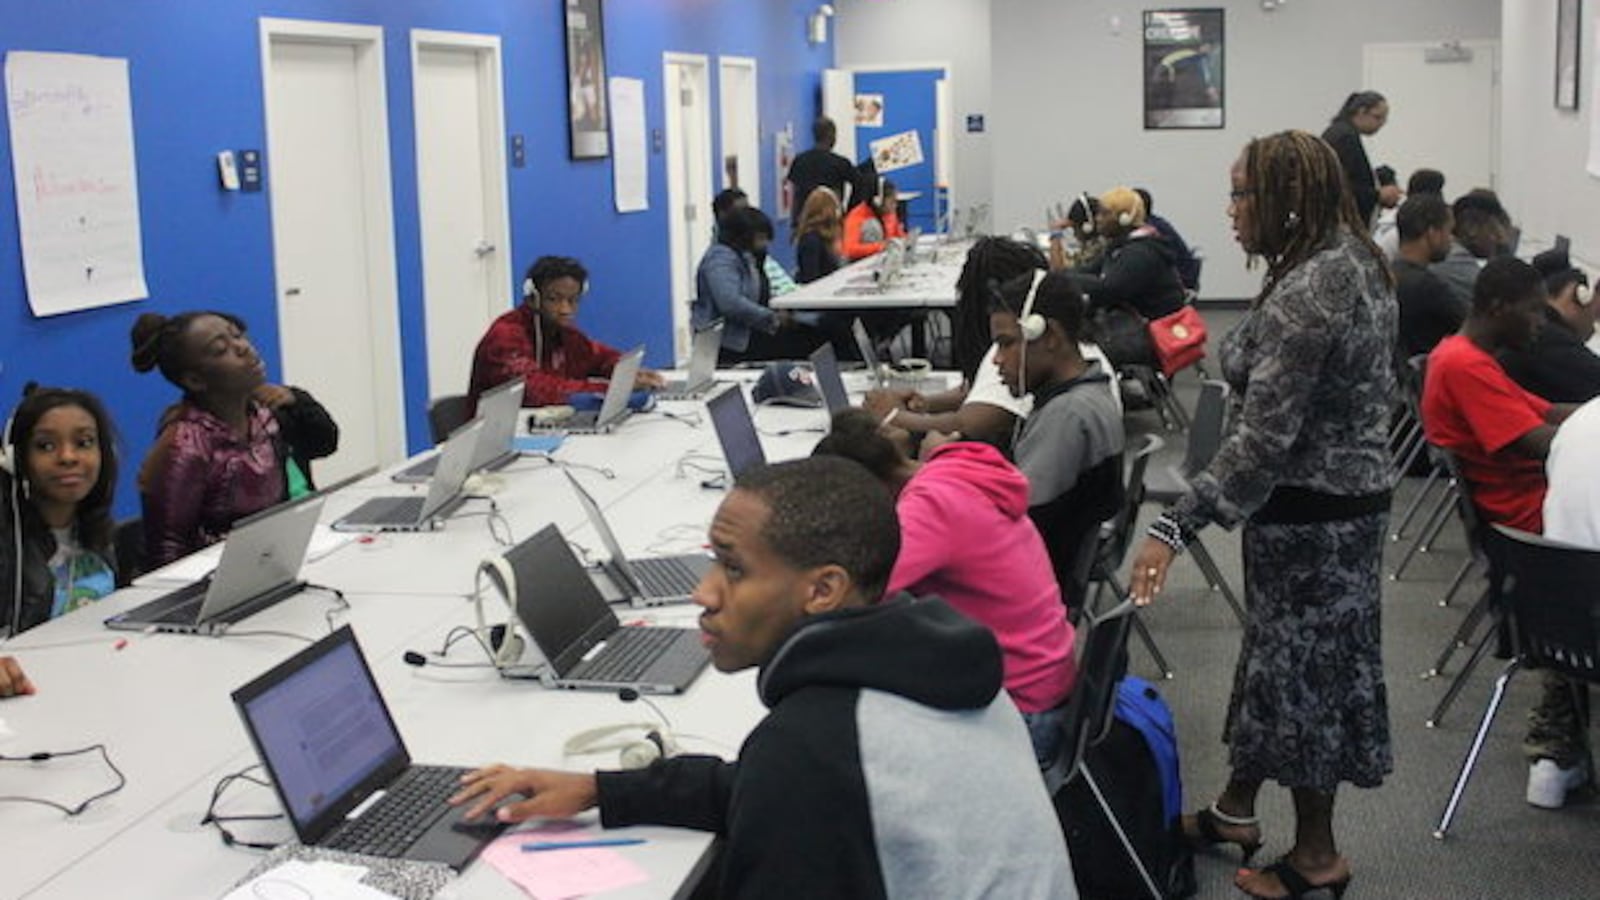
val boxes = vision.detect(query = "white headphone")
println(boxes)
[1019,269,1049,342]
[1117,208,1135,229]
[1077,192,1096,236]
[0,405,15,478]
[564,723,679,770]
[472,555,529,671]
[1572,273,1592,307]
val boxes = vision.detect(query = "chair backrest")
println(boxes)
[1485,524,1600,685]
[1437,448,1489,563]
[1046,599,1136,789]
[428,394,473,445]
[1101,434,1164,573]
[112,517,144,587]
[1180,379,1228,477]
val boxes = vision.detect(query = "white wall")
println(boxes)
[833,0,991,216]
[991,0,1501,299]
[1501,0,1600,272]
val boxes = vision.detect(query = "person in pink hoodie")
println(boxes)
[815,408,1078,763]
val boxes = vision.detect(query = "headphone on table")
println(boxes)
[472,554,529,671]
[563,689,681,769]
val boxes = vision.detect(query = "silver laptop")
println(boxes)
[562,469,711,606]
[106,494,324,635]
[333,418,485,532]
[511,525,711,694]
[657,323,725,401]
[232,626,506,870]
[708,387,766,477]
[528,347,644,435]
[394,380,524,482]
[808,343,851,415]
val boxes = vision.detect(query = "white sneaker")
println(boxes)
[1526,759,1588,809]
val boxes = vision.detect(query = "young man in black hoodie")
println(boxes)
[452,456,1076,899]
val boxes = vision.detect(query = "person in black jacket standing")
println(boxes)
[452,457,1077,900]
[785,117,857,228]
[1321,91,1392,226]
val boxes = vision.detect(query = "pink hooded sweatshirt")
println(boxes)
[886,442,1078,713]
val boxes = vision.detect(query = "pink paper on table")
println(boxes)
[481,834,651,899]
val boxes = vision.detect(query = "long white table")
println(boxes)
[0,380,827,900]
[771,236,973,313]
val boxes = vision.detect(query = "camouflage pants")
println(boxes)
[1524,671,1592,767]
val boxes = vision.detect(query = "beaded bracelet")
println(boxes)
[1148,514,1189,555]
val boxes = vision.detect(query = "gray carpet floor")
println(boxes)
[1121,311,1599,899]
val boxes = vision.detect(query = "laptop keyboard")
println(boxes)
[631,556,703,597]
[144,580,210,624]
[325,765,466,857]
[572,627,701,684]
[356,496,426,526]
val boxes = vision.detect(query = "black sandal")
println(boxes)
[1238,859,1352,900]
[1183,803,1263,864]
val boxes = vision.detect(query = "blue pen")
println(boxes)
[520,837,648,852]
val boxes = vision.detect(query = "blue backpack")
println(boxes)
[1114,675,1183,825]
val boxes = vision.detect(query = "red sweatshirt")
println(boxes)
[468,303,622,408]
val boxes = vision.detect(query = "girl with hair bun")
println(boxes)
[130,310,338,567]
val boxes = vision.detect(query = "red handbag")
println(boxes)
[1147,306,1208,377]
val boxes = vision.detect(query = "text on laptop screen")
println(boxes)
[240,638,406,829]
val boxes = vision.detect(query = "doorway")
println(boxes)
[663,52,713,364]
[1363,41,1500,193]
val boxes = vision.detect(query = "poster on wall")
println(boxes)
[775,125,795,220]
[609,77,646,212]
[1143,9,1225,130]
[854,93,884,127]
[5,50,148,317]
[565,0,610,159]
[869,130,924,175]
[1557,0,1581,111]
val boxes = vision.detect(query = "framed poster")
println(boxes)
[565,0,610,158]
[1557,0,1581,111]
[1143,9,1224,130]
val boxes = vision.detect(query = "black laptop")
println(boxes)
[707,388,766,477]
[231,626,507,869]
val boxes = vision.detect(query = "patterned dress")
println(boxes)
[1166,229,1398,791]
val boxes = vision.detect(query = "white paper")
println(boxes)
[609,77,647,213]
[221,861,396,900]
[5,51,148,316]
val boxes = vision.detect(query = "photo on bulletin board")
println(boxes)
[1143,8,1225,130]
[854,93,884,127]
[1556,0,1581,111]
[565,0,610,159]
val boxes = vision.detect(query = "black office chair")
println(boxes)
[112,517,144,587]
[1044,600,1165,899]
[1141,379,1246,626]
[1087,434,1173,678]
[1423,452,1498,729]
[427,395,473,445]
[1433,525,1600,838]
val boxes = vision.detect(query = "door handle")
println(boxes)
[284,287,302,297]
[474,241,495,258]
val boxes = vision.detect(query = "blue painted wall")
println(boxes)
[0,1,829,518]
[852,68,941,231]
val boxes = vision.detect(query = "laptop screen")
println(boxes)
[562,470,633,580]
[509,525,620,676]
[809,343,850,414]
[708,388,765,476]
[472,379,525,469]
[233,627,409,839]
[597,348,645,425]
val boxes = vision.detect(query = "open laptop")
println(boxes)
[851,318,946,395]
[511,524,711,694]
[528,347,644,435]
[562,469,711,606]
[333,418,485,532]
[656,323,724,401]
[393,379,524,483]
[231,626,506,869]
[708,387,766,477]
[808,343,851,414]
[106,494,324,635]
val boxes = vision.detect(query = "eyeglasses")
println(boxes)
[1228,189,1255,201]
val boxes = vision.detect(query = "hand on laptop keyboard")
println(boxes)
[450,764,600,823]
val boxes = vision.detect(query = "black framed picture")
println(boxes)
[564,0,610,158]
[1143,9,1225,130]
[1557,0,1581,111]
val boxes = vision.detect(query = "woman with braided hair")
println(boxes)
[1129,131,1397,899]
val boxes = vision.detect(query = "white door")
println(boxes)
[412,31,511,403]
[718,56,760,208]
[664,53,713,363]
[1363,41,1500,192]
[822,68,856,167]
[261,20,404,482]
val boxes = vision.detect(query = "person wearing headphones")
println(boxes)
[813,409,1077,763]
[131,311,339,568]
[991,270,1125,599]
[468,256,665,410]
[2,386,122,694]
[840,177,905,262]
[1070,186,1188,367]
[1499,246,1600,404]
[452,457,1077,899]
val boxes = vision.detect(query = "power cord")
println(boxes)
[459,497,514,546]
[200,762,282,851]
[520,453,617,481]
[0,742,127,816]
[649,409,703,428]
[303,582,349,633]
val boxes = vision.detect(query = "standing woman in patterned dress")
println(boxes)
[1129,130,1397,900]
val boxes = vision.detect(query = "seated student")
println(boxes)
[694,207,822,364]
[131,311,339,568]
[1431,190,1512,305]
[992,270,1126,594]
[468,256,664,410]
[1070,187,1187,367]
[793,186,844,284]
[1135,187,1201,291]
[813,410,1077,764]
[451,457,1078,899]
[1500,246,1600,404]
[841,178,906,261]
[2,387,121,651]
[1378,167,1446,260]
[1057,193,1106,271]
[713,188,798,296]
[1369,165,1400,258]
[1392,192,1465,360]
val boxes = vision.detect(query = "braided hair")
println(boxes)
[129,310,247,393]
[952,236,1047,383]
[1238,130,1392,302]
